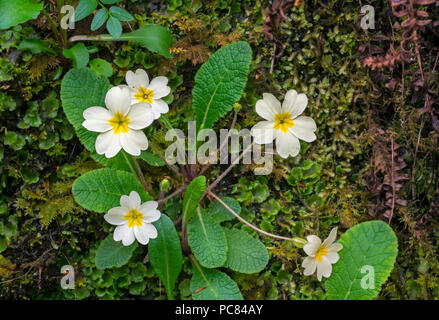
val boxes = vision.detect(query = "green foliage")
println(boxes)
[187,208,227,268]
[138,151,165,167]
[192,41,252,130]
[223,228,269,274]
[72,168,151,213]
[74,0,99,23]
[63,43,90,69]
[191,266,243,300]
[91,9,109,31]
[326,221,398,300]
[0,0,43,30]
[95,234,138,269]
[205,196,241,223]
[182,176,206,224]
[149,214,183,300]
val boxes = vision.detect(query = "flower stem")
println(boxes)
[131,155,153,195]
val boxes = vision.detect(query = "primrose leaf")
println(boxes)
[182,176,206,224]
[325,221,398,300]
[190,266,243,300]
[192,41,252,130]
[89,58,113,77]
[223,228,269,274]
[149,214,183,300]
[18,39,56,55]
[0,0,43,30]
[95,234,137,269]
[205,196,241,223]
[138,151,165,167]
[187,208,227,268]
[72,168,151,213]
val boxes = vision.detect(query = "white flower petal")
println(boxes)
[104,207,127,225]
[302,257,317,276]
[82,107,112,132]
[282,90,308,118]
[128,191,141,209]
[325,252,340,264]
[148,76,170,99]
[139,200,158,212]
[323,227,338,247]
[126,69,149,90]
[120,129,148,156]
[328,243,343,253]
[105,86,131,115]
[134,223,157,244]
[95,130,122,158]
[255,97,279,121]
[275,131,301,158]
[316,257,332,281]
[143,209,161,223]
[304,235,321,256]
[290,116,317,142]
[151,99,169,119]
[127,103,154,129]
[114,224,135,246]
[251,121,277,144]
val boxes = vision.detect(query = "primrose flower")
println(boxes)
[82,86,153,158]
[251,90,317,158]
[302,227,343,281]
[125,69,171,119]
[104,191,161,246]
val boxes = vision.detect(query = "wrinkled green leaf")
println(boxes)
[106,16,122,39]
[192,41,252,130]
[223,228,269,274]
[89,58,113,77]
[149,214,183,300]
[72,168,151,213]
[95,234,137,269]
[205,196,240,223]
[187,208,227,268]
[191,266,243,300]
[326,221,398,300]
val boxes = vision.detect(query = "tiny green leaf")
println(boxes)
[149,214,183,300]
[109,6,133,21]
[223,228,269,274]
[100,0,122,4]
[325,221,398,300]
[91,8,109,31]
[95,234,137,269]
[191,266,243,300]
[106,16,122,39]
[89,58,113,77]
[187,208,227,268]
[182,176,206,224]
[138,151,165,167]
[72,168,151,213]
[18,39,56,55]
[63,43,90,69]
[74,0,98,23]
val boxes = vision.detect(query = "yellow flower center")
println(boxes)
[124,208,143,228]
[108,112,130,135]
[314,245,329,262]
[273,112,294,133]
[134,87,154,104]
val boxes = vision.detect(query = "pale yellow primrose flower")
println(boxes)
[104,191,161,246]
[251,90,317,158]
[302,227,343,281]
[82,86,154,158]
[125,69,171,120]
